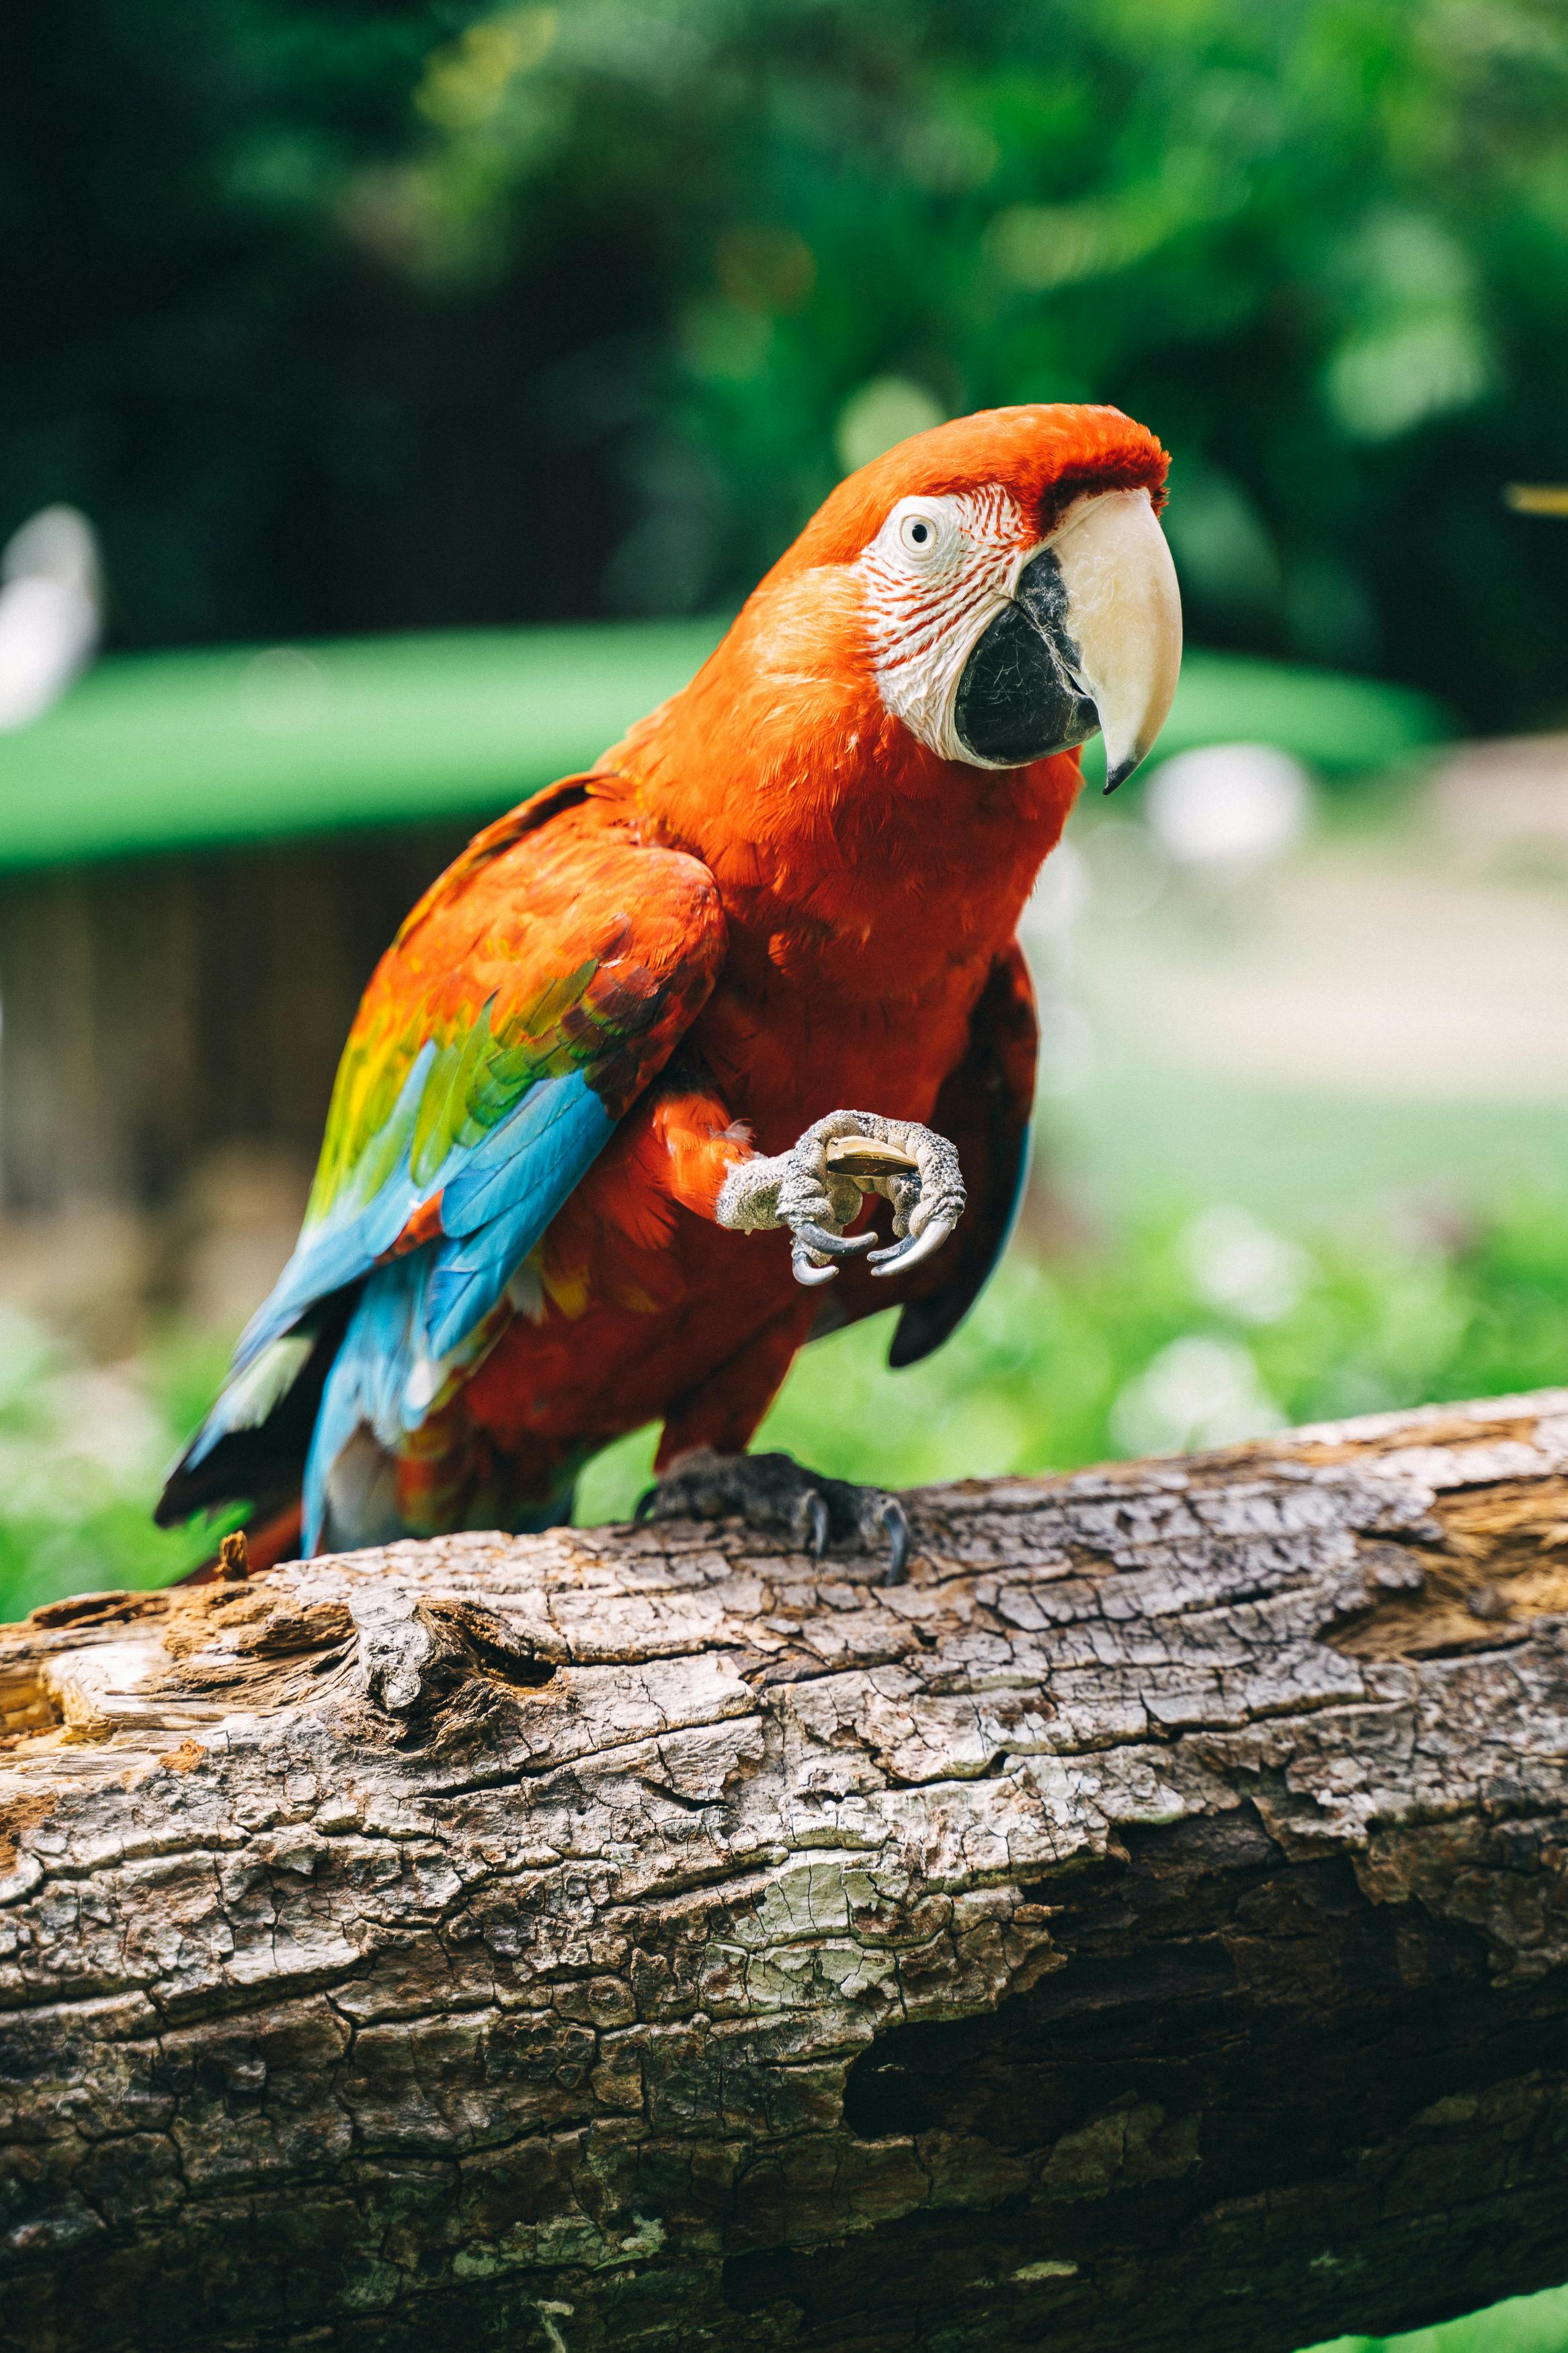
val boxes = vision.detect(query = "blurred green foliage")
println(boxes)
[7,1,1568,724]
[15,1178,1564,1623]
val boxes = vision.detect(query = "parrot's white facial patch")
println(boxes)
[860,483,1030,761]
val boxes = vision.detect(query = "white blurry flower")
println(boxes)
[1145,742,1311,875]
[0,506,101,731]
[1181,1205,1310,1325]
[1110,1333,1284,1458]
[1020,839,1090,948]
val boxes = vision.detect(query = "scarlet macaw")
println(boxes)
[161,404,1180,1578]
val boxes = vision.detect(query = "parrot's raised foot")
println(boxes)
[634,1448,910,1584]
[715,1109,965,1287]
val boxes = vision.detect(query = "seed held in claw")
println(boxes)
[825,1137,920,1181]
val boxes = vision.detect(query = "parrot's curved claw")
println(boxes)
[791,1222,877,1286]
[791,1238,841,1287]
[868,1213,961,1277]
[633,1448,914,1583]
[878,1497,911,1585]
[713,1109,966,1293]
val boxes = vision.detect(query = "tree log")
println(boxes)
[5,1392,1568,2353]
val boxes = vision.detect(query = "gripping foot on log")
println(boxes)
[635,1446,911,1583]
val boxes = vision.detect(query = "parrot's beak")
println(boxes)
[953,487,1182,789]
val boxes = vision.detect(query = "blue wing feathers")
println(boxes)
[298,1072,614,1548]
[440,1067,606,1236]
[166,821,729,1551]
[302,1257,427,1550]
[423,1075,614,1357]
[188,1065,613,1490]
[230,1041,440,1373]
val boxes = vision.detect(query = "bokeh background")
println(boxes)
[3,13,1568,2339]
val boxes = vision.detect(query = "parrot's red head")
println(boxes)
[615,403,1182,939]
[781,401,1180,793]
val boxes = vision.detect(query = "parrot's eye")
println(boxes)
[886,497,956,567]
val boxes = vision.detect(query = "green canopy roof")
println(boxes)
[0,621,1451,873]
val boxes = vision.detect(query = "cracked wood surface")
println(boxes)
[3,1392,1568,2353]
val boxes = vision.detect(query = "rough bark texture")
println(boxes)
[5,1391,1568,2353]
